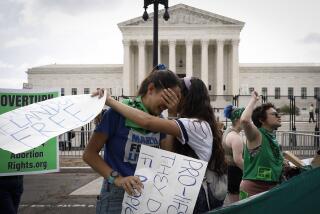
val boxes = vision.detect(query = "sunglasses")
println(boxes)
[269,112,280,117]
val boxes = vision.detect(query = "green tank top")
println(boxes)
[243,127,283,183]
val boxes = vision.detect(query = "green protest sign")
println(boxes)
[0,89,60,176]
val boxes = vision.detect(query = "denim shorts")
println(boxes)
[96,179,125,214]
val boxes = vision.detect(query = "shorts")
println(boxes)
[239,179,277,200]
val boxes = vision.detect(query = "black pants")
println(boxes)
[0,176,24,214]
[227,165,243,194]
[309,112,315,122]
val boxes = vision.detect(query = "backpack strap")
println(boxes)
[173,130,212,210]
[202,178,211,210]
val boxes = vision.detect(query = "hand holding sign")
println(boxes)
[0,93,106,154]
[91,88,113,106]
[115,175,144,196]
[121,145,207,214]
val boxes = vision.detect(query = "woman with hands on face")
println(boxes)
[83,64,181,214]
[101,77,227,213]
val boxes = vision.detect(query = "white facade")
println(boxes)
[118,4,244,95]
[27,64,123,96]
[27,4,320,101]
[239,63,320,97]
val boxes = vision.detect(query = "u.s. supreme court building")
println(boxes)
[27,4,320,125]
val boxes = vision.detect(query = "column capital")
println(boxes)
[231,39,240,46]
[137,39,146,46]
[168,39,176,46]
[122,39,131,46]
[185,39,193,46]
[201,39,209,46]
[216,39,225,45]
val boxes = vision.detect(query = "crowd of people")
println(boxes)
[0,64,297,214]
[82,64,292,214]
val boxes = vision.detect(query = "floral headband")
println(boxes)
[154,63,167,71]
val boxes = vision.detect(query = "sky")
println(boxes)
[1,0,320,89]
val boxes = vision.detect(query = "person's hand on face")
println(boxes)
[114,176,143,196]
[161,88,181,116]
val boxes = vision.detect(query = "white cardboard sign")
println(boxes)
[0,94,106,154]
[122,145,207,214]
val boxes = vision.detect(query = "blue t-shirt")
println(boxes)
[95,108,166,177]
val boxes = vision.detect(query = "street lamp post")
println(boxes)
[143,0,170,67]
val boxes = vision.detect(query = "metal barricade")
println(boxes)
[58,130,104,157]
[277,131,320,158]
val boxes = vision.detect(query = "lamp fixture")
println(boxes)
[178,59,183,68]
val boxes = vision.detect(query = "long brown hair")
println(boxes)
[180,77,227,176]
[137,67,180,96]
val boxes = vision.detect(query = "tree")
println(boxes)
[279,104,300,116]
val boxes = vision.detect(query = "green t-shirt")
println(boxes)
[243,128,284,182]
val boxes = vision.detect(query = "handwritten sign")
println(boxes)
[0,92,106,154]
[121,145,207,214]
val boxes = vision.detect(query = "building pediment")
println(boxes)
[118,4,244,27]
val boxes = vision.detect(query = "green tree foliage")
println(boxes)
[279,105,300,116]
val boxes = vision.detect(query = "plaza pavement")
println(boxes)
[60,157,102,196]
